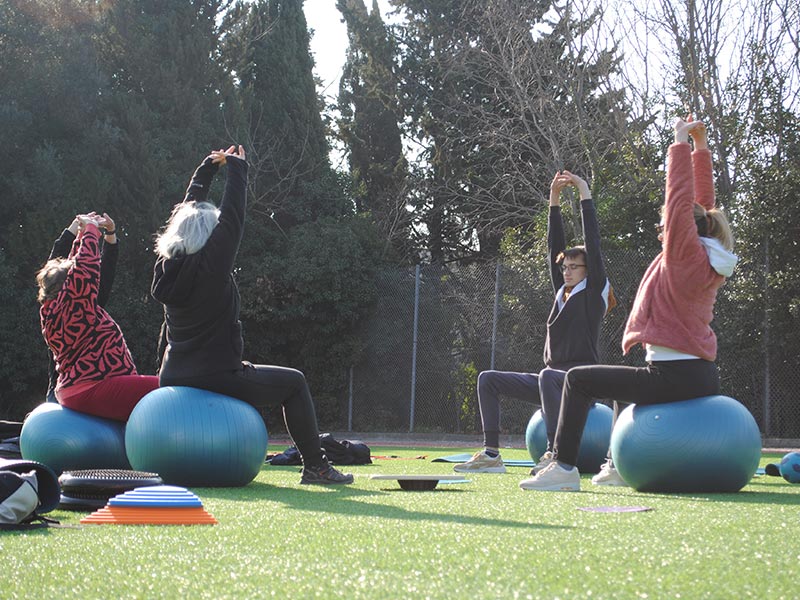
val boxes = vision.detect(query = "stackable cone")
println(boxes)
[80,485,217,525]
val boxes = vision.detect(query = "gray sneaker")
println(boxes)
[519,462,580,491]
[301,463,354,485]
[530,451,555,475]
[453,450,506,473]
[591,459,627,487]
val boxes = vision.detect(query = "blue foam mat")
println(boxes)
[107,485,204,507]
[432,453,534,467]
[109,497,203,507]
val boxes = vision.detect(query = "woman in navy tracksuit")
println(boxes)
[455,171,614,474]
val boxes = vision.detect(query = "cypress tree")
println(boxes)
[221,0,382,427]
[337,0,411,263]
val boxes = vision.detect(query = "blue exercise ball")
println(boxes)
[20,403,130,475]
[125,387,268,487]
[779,452,800,484]
[526,403,613,473]
[610,395,762,493]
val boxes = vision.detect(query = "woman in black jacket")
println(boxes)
[151,145,352,486]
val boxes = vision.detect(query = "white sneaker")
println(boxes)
[591,459,628,487]
[519,462,580,491]
[453,450,506,473]
[530,451,555,475]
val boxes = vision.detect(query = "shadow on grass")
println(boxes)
[583,484,800,506]
[199,479,571,531]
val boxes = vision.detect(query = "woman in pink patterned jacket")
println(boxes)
[521,116,738,491]
[37,213,158,420]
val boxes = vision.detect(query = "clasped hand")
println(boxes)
[210,145,246,165]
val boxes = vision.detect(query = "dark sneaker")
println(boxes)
[300,463,354,485]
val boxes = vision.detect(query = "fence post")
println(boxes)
[490,261,501,370]
[410,264,421,433]
[763,236,771,437]
[348,366,353,432]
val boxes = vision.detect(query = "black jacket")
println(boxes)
[543,199,609,370]
[151,155,248,381]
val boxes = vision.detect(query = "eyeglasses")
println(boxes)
[655,223,665,234]
[560,264,586,273]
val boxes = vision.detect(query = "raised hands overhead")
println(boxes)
[674,115,707,147]
[96,213,117,241]
[549,170,591,205]
[549,172,572,206]
[96,212,115,233]
[76,212,100,230]
[210,145,246,166]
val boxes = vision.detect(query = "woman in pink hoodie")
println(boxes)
[520,116,738,491]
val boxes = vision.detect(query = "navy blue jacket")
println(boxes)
[543,199,610,369]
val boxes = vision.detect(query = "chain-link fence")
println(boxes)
[344,251,800,441]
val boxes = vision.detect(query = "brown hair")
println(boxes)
[36,258,74,304]
[556,246,587,264]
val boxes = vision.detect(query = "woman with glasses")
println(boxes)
[455,170,615,474]
[520,116,737,491]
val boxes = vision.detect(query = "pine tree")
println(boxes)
[220,0,382,426]
[222,0,350,226]
[391,0,628,262]
[337,0,411,263]
[92,0,233,371]
[0,0,117,414]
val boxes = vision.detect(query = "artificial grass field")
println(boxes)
[2,447,798,599]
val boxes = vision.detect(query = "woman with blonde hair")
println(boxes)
[152,145,353,486]
[521,116,738,491]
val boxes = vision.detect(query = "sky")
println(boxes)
[303,0,394,104]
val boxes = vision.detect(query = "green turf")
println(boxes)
[2,448,798,599]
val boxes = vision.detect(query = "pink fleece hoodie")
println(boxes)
[622,144,725,361]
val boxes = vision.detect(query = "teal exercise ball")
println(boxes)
[20,403,130,475]
[610,396,761,493]
[125,387,268,487]
[525,403,613,473]
[778,452,800,484]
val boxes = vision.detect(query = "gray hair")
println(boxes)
[155,201,220,258]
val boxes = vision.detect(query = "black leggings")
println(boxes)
[161,362,324,467]
[554,360,720,467]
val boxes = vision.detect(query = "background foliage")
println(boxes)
[1,0,797,435]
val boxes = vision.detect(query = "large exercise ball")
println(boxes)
[778,452,800,484]
[525,403,613,473]
[125,387,268,487]
[20,403,130,475]
[610,395,761,493]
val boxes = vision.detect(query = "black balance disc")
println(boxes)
[58,469,163,510]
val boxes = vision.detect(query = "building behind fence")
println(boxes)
[341,250,799,441]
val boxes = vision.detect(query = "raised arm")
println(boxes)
[201,146,248,276]
[564,171,607,289]
[183,154,221,204]
[96,213,118,308]
[663,118,703,260]
[547,172,569,292]
[48,218,79,261]
[58,217,103,307]
[688,121,715,210]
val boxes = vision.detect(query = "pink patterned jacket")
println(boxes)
[40,224,137,397]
